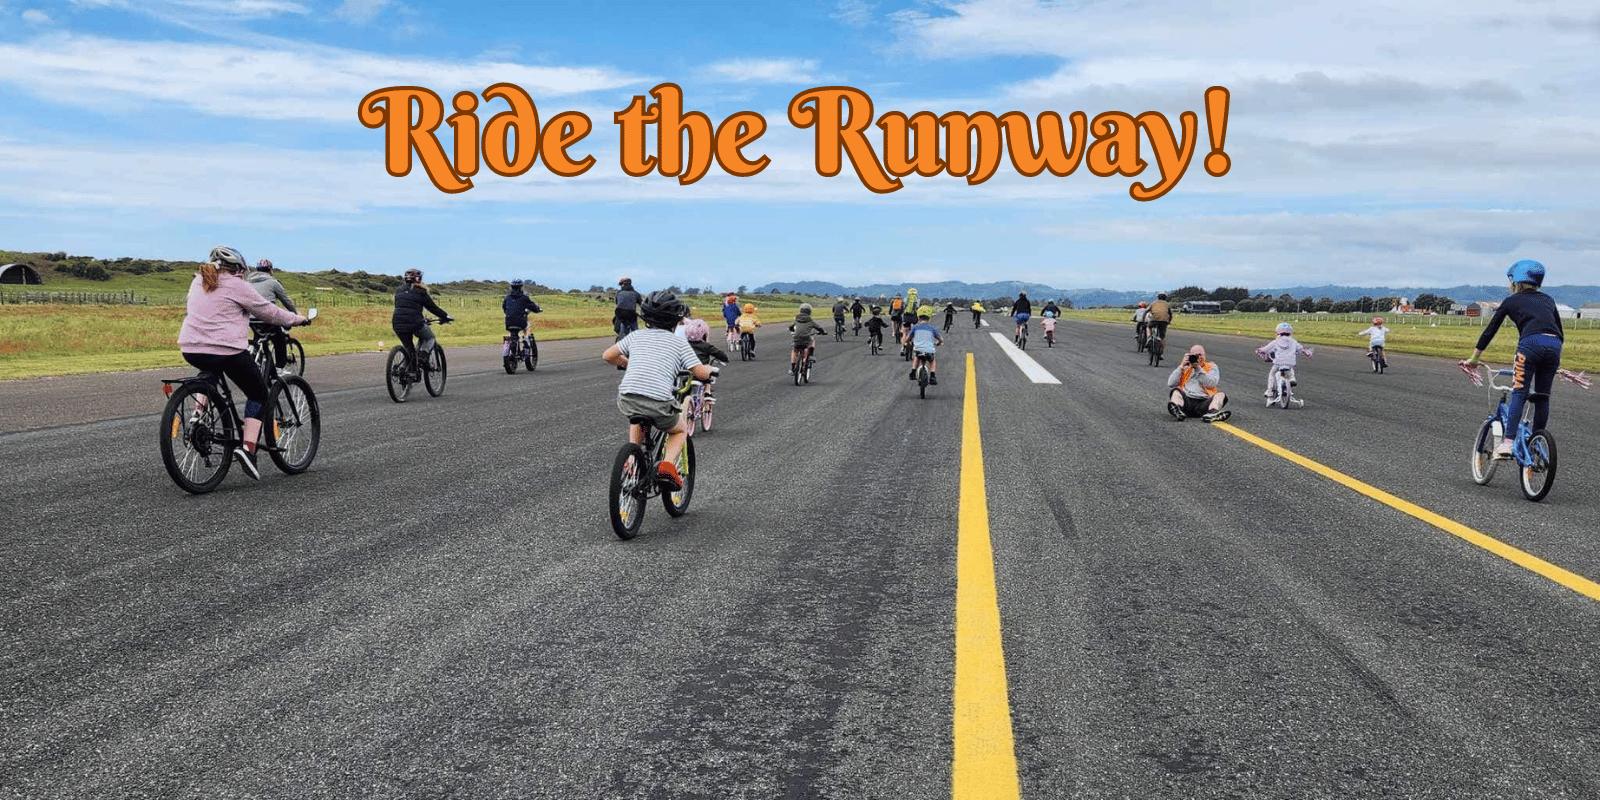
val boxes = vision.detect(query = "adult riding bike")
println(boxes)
[912,351,934,399]
[1013,318,1028,350]
[386,317,449,403]
[608,371,709,539]
[502,328,539,374]
[159,310,321,494]
[1147,325,1166,367]
[1464,363,1590,502]
[834,318,846,342]
[685,359,724,436]
[249,321,306,378]
[1367,346,1388,374]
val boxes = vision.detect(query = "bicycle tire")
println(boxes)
[662,436,695,517]
[918,364,928,398]
[266,376,320,474]
[159,381,235,494]
[609,444,649,539]
[387,347,414,403]
[1519,430,1557,502]
[284,337,306,377]
[1278,379,1292,409]
[701,394,713,433]
[503,354,518,374]
[803,359,812,384]
[424,346,447,396]
[526,335,538,372]
[1470,418,1498,485]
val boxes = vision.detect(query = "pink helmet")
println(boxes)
[683,317,711,342]
[1372,316,1384,325]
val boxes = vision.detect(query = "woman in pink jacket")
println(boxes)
[178,246,308,479]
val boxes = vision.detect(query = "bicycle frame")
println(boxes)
[1483,369,1538,467]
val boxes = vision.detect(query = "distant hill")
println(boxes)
[756,279,1600,308]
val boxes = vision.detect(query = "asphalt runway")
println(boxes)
[2,317,1597,798]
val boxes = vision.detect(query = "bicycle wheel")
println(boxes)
[385,346,412,403]
[608,444,649,539]
[662,436,695,517]
[701,393,713,433]
[283,337,306,377]
[1470,418,1498,485]
[424,346,447,397]
[159,381,235,494]
[1519,430,1557,502]
[503,353,518,374]
[1278,379,1292,409]
[266,376,320,474]
[525,335,538,372]
[803,358,812,384]
[918,364,928,398]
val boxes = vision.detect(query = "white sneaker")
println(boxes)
[1494,439,1514,459]
[232,447,261,480]
[1292,398,1305,408]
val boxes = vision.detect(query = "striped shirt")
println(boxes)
[616,328,701,401]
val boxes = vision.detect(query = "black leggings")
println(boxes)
[183,350,269,421]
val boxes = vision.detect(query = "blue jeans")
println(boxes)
[1506,335,1562,433]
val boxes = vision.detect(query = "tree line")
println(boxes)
[1151,286,1455,314]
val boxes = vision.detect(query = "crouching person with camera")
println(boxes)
[1166,344,1231,423]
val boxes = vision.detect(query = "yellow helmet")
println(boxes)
[742,303,756,314]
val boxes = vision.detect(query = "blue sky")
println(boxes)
[1,0,1598,290]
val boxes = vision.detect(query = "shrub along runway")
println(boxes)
[1,320,1597,797]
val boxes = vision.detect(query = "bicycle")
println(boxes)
[1013,319,1028,350]
[249,321,306,378]
[1136,322,1148,353]
[853,318,863,336]
[159,310,321,494]
[502,329,539,374]
[685,359,724,436]
[726,326,740,354]
[869,331,883,356]
[1263,364,1304,409]
[943,315,954,333]
[834,319,846,342]
[1464,364,1590,502]
[901,337,914,362]
[739,330,756,361]
[912,351,934,399]
[1367,346,1387,374]
[608,372,707,539]
[1147,326,1165,367]
[791,344,815,385]
[386,317,449,403]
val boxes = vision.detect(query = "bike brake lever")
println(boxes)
[1459,362,1484,386]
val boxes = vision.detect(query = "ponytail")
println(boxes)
[199,261,219,292]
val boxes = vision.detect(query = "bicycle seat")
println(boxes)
[627,415,655,426]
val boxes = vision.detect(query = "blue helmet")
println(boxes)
[1506,259,1545,287]
[1275,322,1293,335]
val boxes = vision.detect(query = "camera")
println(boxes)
[1187,353,1199,364]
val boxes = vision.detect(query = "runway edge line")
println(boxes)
[1214,422,1600,603]
[952,353,1023,799]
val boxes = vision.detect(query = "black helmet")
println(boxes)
[404,268,422,284]
[870,305,882,314]
[1157,292,1168,301]
[640,290,689,329]
[510,279,524,289]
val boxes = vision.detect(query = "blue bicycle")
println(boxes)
[1464,364,1588,501]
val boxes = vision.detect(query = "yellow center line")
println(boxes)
[953,353,1022,799]
[1213,422,1600,602]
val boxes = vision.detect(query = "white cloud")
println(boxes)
[704,58,820,84]
[21,8,49,23]
[334,0,390,23]
[69,0,308,18]
[0,34,646,122]
[833,0,873,27]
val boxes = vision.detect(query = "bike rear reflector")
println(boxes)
[162,384,174,397]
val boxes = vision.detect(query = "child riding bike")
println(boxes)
[789,303,827,376]
[1256,322,1313,405]
[502,278,542,339]
[1460,259,1565,459]
[1041,307,1058,345]
[736,303,761,357]
[865,306,889,351]
[1358,316,1388,371]
[905,312,943,385]
[601,291,714,491]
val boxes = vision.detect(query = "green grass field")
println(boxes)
[1,277,808,380]
[1064,309,1600,372]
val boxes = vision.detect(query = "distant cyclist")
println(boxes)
[789,303,827,376]
[850,297,865,329]
[180,246,309,479]
[970,300,985,327]
[1358,316,1389,370]
[1040,298,1061,319]
[502,279,542,340]
[614,277,642,337]
[1133,301,1151,345]
[905,311,943,385]
[942,301,957,331]
[392,268,453,379]
[1257,322,1313,403]
[831,297,848,333]
[1011,291,1032,339]
[889,295,907,339]
[1146,293,1173,344]
[1461,259,1564,458]
[246,258,297,369]
[865,305,889,349]
[722,294,741,338]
